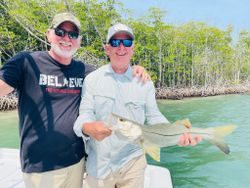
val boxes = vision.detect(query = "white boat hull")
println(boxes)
[0,148,172,188]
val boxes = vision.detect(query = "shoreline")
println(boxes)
[0,93,18,111]
[1,85,250,111]
[156,84,250,99]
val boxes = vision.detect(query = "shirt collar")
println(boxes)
[105,64,133,80]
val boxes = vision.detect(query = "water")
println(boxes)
[0,95,250,187]
[149,94,250,188]
[0,110,19,148]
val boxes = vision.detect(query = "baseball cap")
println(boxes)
[50,12,81,32]
[106,23,134,43]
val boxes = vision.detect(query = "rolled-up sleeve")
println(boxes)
[145,82,169,125]
[73,75,96,139]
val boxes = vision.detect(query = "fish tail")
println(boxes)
[209,125,237,154]
[209,138,230,154]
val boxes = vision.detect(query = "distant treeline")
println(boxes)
[2,85,250,111]
[156,84,250,100]
[1,0,250,89]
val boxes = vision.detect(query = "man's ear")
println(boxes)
[104,44,110,56]
[77,35,82,48]
[131,44,135,55]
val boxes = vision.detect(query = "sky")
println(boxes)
[116,0,250,41]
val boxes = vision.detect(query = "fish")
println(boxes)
[105,113,237,162]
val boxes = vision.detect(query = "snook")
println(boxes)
[105,113,237,162]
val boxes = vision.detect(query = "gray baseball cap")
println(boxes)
[106,23,134,43]
[50,12,81,32]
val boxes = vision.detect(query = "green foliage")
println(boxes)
[0,0,249,87]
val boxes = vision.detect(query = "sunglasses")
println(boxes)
[54,28,79,39]
[109,39,133,47]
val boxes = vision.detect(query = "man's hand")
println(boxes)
[178,133,202,146]
[132,65,150,83]
[82,121,112,141]
[174,119,202,146]
[174,119,202,147]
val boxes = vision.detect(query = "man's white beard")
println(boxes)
[51,43,78,58]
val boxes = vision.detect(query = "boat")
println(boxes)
[0,148,173,188]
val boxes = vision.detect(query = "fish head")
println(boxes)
[105,113,143,140]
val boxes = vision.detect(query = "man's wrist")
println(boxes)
[82,123,90,137]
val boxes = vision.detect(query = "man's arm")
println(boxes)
[145,81,169,125]
[73,76,111,141]
[0,79,14,97]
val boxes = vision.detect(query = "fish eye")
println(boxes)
[119,118,124,122]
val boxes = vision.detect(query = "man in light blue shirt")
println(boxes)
[74,23,201,188]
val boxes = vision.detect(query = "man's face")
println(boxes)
[47,22,81,59]
[105,33,134,71]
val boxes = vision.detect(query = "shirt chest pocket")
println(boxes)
[125,100,146,124]
[93,94,115,118]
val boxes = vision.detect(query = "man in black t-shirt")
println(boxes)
[0,12,90,188]
[0,12,149,188]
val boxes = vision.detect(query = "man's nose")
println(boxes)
[62,34,72,40]
[117,42,125,49]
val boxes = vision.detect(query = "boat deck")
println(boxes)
[0,148,172,188]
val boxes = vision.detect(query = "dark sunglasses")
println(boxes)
[109,39,133,47]
[54,28,79,39]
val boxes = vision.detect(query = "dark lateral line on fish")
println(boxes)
[143,130,211,136]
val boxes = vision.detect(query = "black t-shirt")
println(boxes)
[0,51,94,173]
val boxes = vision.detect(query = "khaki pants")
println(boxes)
[23,158,84,188]
[85,155,147,188]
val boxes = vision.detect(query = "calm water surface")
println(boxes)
[152,94,250,188]
[0,94,249,187]
[0,110,19,148]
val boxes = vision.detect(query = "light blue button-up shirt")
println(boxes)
[74,64,168,179]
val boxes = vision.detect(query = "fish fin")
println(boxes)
[209,138,230,154]
[173,119,192,128]
[209,125,237,154]
[144,143,161,162]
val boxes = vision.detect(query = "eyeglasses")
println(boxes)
[109,39,133,47]
[54,28,79,39]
